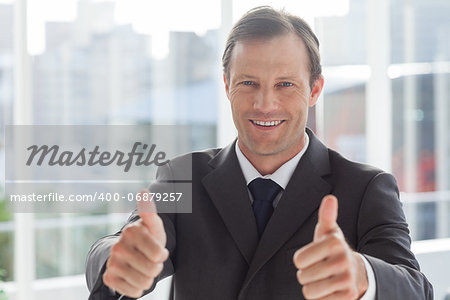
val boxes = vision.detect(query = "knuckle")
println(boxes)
[343,286,358,299]
[102,272,111,286]
[146,262,160,277]
[141,259,155,272]
[120,231,131,242]
[302,285,312,299]
[296,270,304,284]
[110,245,128,262]
[122,226,136,240]
[348,288,358,299]
[330,256,345,272]
[293,251,302,269]
[136,274,150,288]
[151,247,166,262]
[111,242,123,254]
[105,259,116,271]
[337,253,351,269]
[153,262,164,275]
[107,262,123,275]
[338,272,352,286]
[329,236,344,253]
[143,276,155,289]
[105,256,114,268]
[103,272,119,289]
[147,278,155,289]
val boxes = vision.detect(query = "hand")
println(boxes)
[293,195,368,300]
[103,190,169,298]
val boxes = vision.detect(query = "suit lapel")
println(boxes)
[240,129,332,293]
[202,141,259,265]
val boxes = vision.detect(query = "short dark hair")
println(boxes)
[222,6,322,88]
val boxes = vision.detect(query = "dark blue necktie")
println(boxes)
[248,178,282,237]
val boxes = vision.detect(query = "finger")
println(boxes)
[294,232,345,270]
[106,259,154,291]
[137,189,167,246]
[314,195,339,241]
[103,270,145,299]
[137,189,157,221]
[302,272,354,299]
[111,240,165,276]
[297,252,348,285]
[120,224,168,262]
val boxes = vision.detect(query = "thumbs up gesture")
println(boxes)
[293,195,368,300]
[103,190,169,298]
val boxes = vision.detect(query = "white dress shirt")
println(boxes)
[235,133,376,300]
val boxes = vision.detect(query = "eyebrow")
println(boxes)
[233,74,299,81]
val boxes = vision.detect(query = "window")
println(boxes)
[2,0,450,299]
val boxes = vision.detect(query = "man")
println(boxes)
[86,6,433,299]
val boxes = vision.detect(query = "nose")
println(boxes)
[253,87,278,113]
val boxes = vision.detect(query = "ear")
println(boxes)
[223,73,231,100]
[309,75,324,107]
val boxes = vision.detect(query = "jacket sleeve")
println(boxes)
[356,172,433,299]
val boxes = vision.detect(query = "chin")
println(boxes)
[250,144,284,156]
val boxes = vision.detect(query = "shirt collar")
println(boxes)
[235,132,310,189]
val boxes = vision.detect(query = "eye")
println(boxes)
[278,82,294,87]
[241,81,255,86]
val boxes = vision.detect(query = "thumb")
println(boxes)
[314,194,339,241]
[137,189,167,247]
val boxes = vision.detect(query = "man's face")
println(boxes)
[224,33,323,164]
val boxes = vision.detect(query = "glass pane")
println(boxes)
[316,0,368,162]
[318,0,367,66]
[34,213,128,278]
[391,0,450,64]
[393,73,450,241]
[322,81,366,162]
[392,74,437,194]
[389,0,450,242]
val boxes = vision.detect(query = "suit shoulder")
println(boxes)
[163,147,222,173]
[155,147,222,181]
[168,147,222,165]
[327,148,388,180]
[326,148,400,210]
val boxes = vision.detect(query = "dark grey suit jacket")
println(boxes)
[86,129,433,299]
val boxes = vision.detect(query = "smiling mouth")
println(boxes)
[251,120,284,127]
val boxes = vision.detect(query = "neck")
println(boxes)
[239,136,305,176]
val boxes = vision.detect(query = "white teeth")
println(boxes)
[253,120,282,127]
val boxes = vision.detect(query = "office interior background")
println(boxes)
[0,0,449,299]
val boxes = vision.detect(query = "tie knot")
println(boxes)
[248,178,282,204]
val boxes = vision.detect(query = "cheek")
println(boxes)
[292,86,310,99]
[228,86,243,99]
[230,93,250,114]
[230,99,244,123]
[229,98,239,112]
[284,93,309,112]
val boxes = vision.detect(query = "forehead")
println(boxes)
[229,33,310,78]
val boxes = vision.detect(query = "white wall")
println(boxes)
[413,239,450,300]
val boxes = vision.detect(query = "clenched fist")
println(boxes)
[102,190,169,298]
[293,195,368,300]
